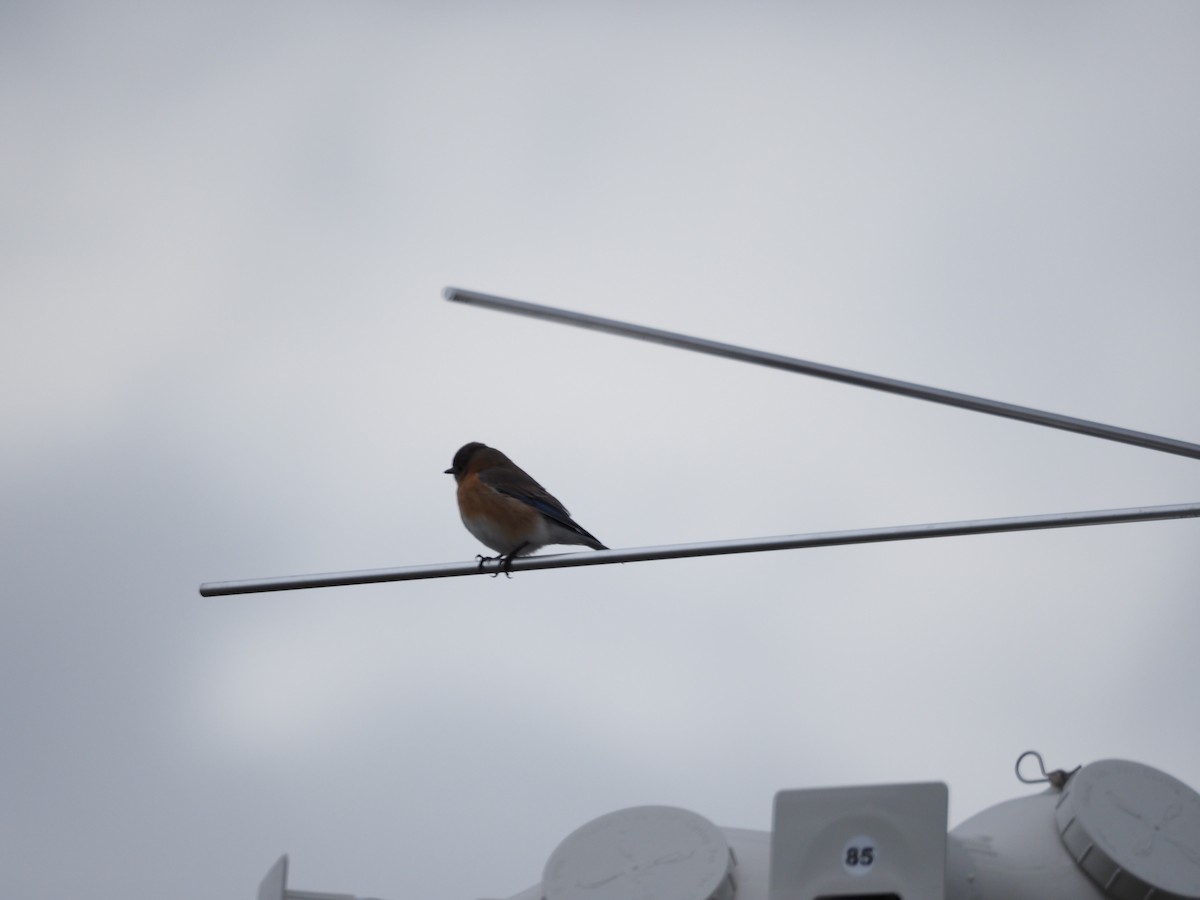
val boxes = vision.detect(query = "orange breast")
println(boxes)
[457,472,542,553]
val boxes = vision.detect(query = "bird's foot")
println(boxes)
[473,545,529,579]
[498,543,529,579]
[475,553,503,578]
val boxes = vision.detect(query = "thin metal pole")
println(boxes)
[443,288,1200,461]
[199,502,1200,595]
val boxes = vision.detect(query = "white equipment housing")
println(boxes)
[259,758,1200,900]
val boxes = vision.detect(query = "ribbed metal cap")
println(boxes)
[1054,759,1200,900]
[543,806,736,900]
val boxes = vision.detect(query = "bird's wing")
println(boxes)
[479,466,572,520]
[479,466,603,544]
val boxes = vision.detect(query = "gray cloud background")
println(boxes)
[3,3,1199,898]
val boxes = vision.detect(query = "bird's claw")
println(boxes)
[472,543,528,579]
[475,553,512,578]
[499,542,527,578]
[472,554,496,580]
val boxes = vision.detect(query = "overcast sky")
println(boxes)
[3,3,1200,899]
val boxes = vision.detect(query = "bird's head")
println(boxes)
[444,442,488,481]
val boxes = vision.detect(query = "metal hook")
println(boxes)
[1016,750,1051,783]
[1015,750,1080,790]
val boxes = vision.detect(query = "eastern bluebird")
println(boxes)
[445,442,607,574]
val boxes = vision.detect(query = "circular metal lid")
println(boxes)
[543,806,736,900]
[1055,759,1200,900]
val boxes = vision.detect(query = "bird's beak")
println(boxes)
[444,467,454,475]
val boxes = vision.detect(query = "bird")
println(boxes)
[444,442,607,574]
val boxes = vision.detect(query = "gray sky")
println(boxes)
[3,3,1199,899]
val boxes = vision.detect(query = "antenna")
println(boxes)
[199,502,1200,594]
[234,292,1200,898]
[443,287,1200,460]
[198,288,1199,596]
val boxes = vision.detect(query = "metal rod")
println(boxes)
[443,287,1200,460]
[199,502,1200,595]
